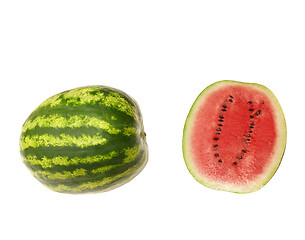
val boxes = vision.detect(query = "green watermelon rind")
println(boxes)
[182,80,287,193]
[20,85,148,194]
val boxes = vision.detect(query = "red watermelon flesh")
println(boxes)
[183,81,286,193]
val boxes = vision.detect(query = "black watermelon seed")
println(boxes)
[250,125,254,128]
[233,162,238,165]
[248,101,252,104]
[242,150,246,153]
[222,109,226,111]
[213,144,218,147]
[214,138,219,140]
[218,159,223,163]
[251,122,255,125]
[238,156,242,159]
[219,119,224,122]
[229,99,233,102]
[249,130,253,133]
[219,115,224,119]
[256,110,261,116]
[222,105,227,108]
[216,128,221,131]
[250,115,254,118]
[249,109,254,111]
[216,132,220,135]
[246,138,250,141]
[230,95,233,98]
[215,153,219,157]
[218,123,223,126]
[246,134,251,137]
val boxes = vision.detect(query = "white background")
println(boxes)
[1,1,304,239]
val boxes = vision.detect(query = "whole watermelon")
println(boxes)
[20,86,148,194]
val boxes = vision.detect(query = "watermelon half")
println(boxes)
[183,80,286,193]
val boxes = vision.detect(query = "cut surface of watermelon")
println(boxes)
[183,80,286,193]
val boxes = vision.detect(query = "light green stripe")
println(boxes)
[122,127,137,136]
[21,114,135,135]
[20,133,107,150]
[40,88,136,118]
[122,146,140,164]
[90,165,119,175]
[33,168,87,180]
[23,151,119,168]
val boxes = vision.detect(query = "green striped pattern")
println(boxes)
[20,86,148,194]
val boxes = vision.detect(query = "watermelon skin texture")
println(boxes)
[182,80,286,193]
[20,86,148,194]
